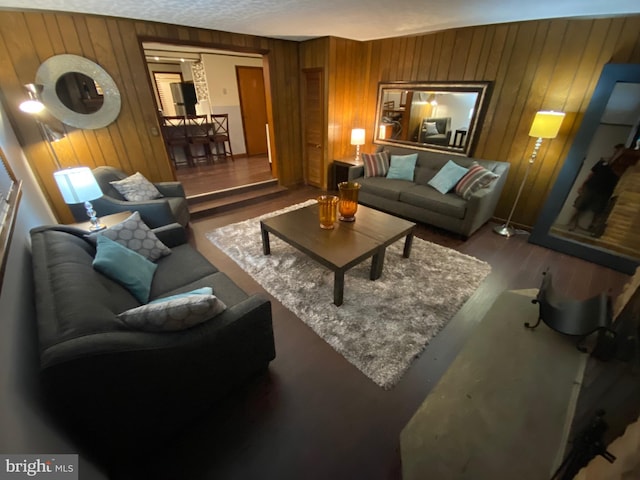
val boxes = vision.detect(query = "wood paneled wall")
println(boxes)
[303,15,640,228]
[1,10,639,228]
[0,11,302,223]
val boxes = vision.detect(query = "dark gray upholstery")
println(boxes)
[349,146,510,237]
[68,166,190,229]
[30,224,275,447]
[417,117,452,145]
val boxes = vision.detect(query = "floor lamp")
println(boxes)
[494,111,565,237]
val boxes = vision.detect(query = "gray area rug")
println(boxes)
[206,200,491,389]
[400,290,587,479]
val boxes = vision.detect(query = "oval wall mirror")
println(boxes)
[36,54,121,129]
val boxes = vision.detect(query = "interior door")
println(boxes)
[302,68,325,188]
[236,66,268,156]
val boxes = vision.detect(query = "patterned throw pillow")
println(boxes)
[88,211,171,261]
[110,172,163,201]
[455,162,499,200]
[428,160,469,194]
[362,151,390,177]
[117,294,227,332]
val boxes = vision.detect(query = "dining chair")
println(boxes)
[161,116,193,168]
[209,114,234,161]
[186,115,213,164]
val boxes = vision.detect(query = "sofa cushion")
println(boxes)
[117,294,227,332]
[88,211,171,261]
[399,185,467,219]
[362,151,390,177]
[428,160,469,194]
[149,244,219,299]
[358,176,411,201]
[386,154,418,181]
[110,171,163,201]
[455,161,500,200]
[93,235,157,303]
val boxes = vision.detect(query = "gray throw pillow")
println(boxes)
[88,211,171,261]
[110,172,163,201]
[117,294,227,332]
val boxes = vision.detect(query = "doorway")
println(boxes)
[143,42,275,197]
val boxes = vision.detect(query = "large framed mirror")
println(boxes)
[35,54,121,130]
[374,81,491,156]
[530,64,640,274]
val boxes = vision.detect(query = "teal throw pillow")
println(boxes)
[149,287,213,304]
[428,160,469,194]
[93,235,157,303]
[118,294,227,332]
[386,154,418,181]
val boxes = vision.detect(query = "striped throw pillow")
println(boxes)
[455,162,499,200]
[362,151,390,177]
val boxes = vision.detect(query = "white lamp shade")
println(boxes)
[350,128,365,146]
[528,111,565,139]
[19,99,45,114]
[54,167,103,204]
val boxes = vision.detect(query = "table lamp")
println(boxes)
[54,167,105,231]
[494,110,565,237]
[351,128,365,163]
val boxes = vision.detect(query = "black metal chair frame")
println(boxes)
[527,269,615,352]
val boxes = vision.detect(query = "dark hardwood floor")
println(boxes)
[109,186,632,480]
[174,154,274,197]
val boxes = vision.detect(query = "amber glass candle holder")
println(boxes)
[338,181,361,222]
[317,195,339,229]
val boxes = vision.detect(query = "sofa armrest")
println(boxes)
[38,295,274,442]
[154,182,186,198]
[77,196,177,229]
[152,223,187,247]
[460,168,509,237]
[348,165,364,181]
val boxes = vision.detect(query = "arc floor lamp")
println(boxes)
[494,110,565,237]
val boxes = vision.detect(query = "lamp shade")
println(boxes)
[19,83,45,114]
[350,128,365,146]
[54,167,103,204]
[528,111,565,139]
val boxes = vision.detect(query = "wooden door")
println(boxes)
[302,68,324,188]
[236,66,268,156]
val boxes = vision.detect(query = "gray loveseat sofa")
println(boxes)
[348,146,510,237]
[30,223,275,448]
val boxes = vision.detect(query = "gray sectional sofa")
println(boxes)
[348,145,510,237]
[30,222,275,449]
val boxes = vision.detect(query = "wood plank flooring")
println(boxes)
[175,154,274,197]
[109,186,633,480]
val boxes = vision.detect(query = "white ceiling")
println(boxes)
[1,1,639,41]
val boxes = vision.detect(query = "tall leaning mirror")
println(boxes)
[374,81,491,156]
[530,64,640,274]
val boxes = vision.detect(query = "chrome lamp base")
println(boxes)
[493,224,516,237]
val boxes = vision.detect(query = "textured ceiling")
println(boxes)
[0,0,639,41]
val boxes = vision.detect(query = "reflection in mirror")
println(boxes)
[374,81,491,156]
[55,72,104,114]
[551,81,640,259]
[530,64,640,274]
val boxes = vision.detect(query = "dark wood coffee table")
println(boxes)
[260,203,415,306]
